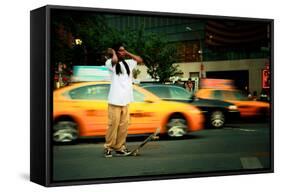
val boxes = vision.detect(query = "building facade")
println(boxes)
[106,14,270,94]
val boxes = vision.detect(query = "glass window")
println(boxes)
[222,91,236,100]
[170,87,191,99]
[233,90,249,101]
[221,90,248,101]
[69,84,109,100]
[190,72,200,78]
[212,90,223,100]
[133,90,145,102]
[144,86,171,98]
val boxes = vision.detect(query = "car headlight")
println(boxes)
[228,105,238,110]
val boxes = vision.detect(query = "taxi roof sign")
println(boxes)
[200,78,235,90]
[72,66,110,82]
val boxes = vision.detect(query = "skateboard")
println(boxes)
[126,127,160,156]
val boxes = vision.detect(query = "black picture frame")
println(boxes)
[30,5,274,187]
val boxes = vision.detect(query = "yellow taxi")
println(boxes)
[196,88,270,118]
[53,82,204,142]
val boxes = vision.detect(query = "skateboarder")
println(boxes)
[104,43,143,158]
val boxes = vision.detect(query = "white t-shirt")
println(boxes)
[105,59,137,106]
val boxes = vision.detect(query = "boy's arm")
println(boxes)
[125,50,143,64]
[108,48,118,66]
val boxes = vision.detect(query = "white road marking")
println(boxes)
[240,157,263,169]
[223,127,258,132]
[237,128,257,132]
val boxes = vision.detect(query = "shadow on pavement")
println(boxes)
[54,133,205,146]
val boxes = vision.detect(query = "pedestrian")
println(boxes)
[184,78,195,98]
[104,43,143,157]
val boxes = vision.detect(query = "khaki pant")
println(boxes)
[104,104,130,151]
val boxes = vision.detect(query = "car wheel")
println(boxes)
[166,117,187,137]
[209,111,225,128]
[53,121,78,143]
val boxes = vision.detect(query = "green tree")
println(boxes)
[51,12,182,82]
[51,11,116,67]
[121,28,182,82]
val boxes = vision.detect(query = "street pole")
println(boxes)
[186,27,205,78]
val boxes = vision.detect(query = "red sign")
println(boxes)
[262,69,270,89]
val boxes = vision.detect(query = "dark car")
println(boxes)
[141,84,240,128]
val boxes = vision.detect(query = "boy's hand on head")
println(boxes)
[107,48,115,55]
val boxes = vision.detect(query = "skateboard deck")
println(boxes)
[126,127,160,156]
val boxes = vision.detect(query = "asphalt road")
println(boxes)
[52,123,271,182]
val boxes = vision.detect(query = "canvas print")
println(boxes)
[50,7,272,183]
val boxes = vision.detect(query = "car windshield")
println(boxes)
[133,90,145,102]
[68,83,149,102]
[144,86,192,100]
[213,90,249,101]
[169,86,193,100]
[232,90,249,101]
[144,86,171,98]
[68,84,110,100]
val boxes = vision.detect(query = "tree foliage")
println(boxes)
[136,32,182,82]
[51,11,182,82]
